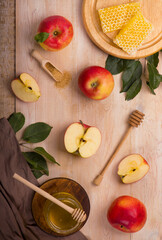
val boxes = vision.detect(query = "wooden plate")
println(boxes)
[82,0,162,59]
[32,178,90,237]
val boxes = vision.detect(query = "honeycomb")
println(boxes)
[113,11,153,54]
[98,2,141,33]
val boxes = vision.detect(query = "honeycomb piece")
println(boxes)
[98,2,141,33]
[113,11,153,54]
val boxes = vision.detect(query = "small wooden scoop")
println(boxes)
[31,50,63,82]
[13,173,86,223]
[93,110,145,186]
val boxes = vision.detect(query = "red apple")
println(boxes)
[107,196,147,233]
[78,66,114,100]
[64,121,101,158]
[35,15,73,51]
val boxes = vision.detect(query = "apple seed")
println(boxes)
[121,175,126,179]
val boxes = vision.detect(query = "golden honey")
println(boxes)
[43,192,83,234]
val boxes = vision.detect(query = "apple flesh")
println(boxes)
[64,122,101,158]
[78,66,114,100]
[107,196,147,233]
[118,154,149,184]
[11,73,41,102]
[35,15,73,51]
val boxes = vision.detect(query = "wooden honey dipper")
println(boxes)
[13,173,86,223]
[93,110,145,186]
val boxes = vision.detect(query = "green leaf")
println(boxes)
[29,167,44,179]
[146,81,156,95]
[125,78,142,101]
[146,52,159,67]
[105,55,124,75]
[8,112,25,133]
[22,122,52,143]
[147,62,162,89]
[105,55,135,75]
[34,32,49,43]
[34,147,60,165]
[121,61,142,92]
[22,152,49,176]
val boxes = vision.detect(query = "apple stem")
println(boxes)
[91,81,98,88]
[79,120,84,126]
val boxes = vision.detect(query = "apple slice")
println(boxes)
[79,127,101,158]
[118,154,149,184]
[64,122,101,158]
[64,123,85,153]
[11,73,41,102]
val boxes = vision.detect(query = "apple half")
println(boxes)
[11,73,41,102]
[118,154,149,184]
[64,122,101,158]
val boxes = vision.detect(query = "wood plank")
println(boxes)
[0,0,15,118]
[16,1,162,239]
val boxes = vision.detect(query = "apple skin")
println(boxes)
[36,15,73,51]
[78,120,90,130]
[78,66,114,100]
[107,196,147,233]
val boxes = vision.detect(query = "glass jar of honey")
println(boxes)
[43,192,83,235]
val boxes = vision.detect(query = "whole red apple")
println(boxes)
[107,196,147,233]
[78,66,114,100]
[35,15,73,51]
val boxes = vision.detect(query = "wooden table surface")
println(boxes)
[0,1,162,240]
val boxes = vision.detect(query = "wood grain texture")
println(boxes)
[15,1,162,240]
[82,0,162,59]
[0,0,15,118]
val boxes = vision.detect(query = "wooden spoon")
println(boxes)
[13,173,86,223]
[93,110,145,186]
[31,50,63,82]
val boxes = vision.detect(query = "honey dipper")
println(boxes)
[93,110,145,186]
[13,173,87,223]
[31,50,66,82]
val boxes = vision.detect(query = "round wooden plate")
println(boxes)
[82,0,162,59]
[32,177,90,237]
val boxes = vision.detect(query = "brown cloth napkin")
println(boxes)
[0,118,88,240]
